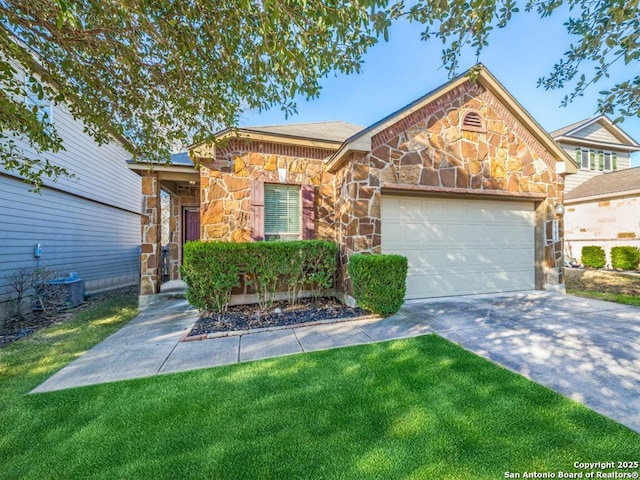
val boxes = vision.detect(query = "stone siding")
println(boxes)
[336,82,565,294]
[140,173,160,295]
[200,140,335,242]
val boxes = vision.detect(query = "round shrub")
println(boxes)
[348,254,408,315]
[610,246,640,271]
[581,246,606,269]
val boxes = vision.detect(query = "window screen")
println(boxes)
[264,184,300,241]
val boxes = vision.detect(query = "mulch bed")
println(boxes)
[187,297,370,337]
[0,286,138,349]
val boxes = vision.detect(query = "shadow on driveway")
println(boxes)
[399,292,640,433]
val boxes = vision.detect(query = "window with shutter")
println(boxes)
[577,148,590,170]
[264,184,301,241]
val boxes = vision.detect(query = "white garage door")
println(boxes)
[381,195,535,299]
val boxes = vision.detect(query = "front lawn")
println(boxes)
[565,268,640,306]
[1,295,638,479]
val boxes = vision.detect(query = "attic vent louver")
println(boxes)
[461,111,485,132]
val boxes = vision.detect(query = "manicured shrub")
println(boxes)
[581,246,606,269]
[610,246,640,271]
[181,240,337,313]
[181,241,244,315]
[243,240,337,308]
[348,254,408,315]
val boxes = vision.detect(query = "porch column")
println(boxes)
[140,172,161,295]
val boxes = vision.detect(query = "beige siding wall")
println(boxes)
[559,142,632,192]
[564,195,640,266]
[576,123,621,143]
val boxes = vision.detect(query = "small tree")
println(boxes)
[3,267,32,320]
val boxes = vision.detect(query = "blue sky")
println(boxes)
[241,7,639,166]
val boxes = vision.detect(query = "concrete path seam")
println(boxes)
[156,341,180,374]
[292,328,306,353]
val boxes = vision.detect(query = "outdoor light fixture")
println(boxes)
[554,202,565,216]
[278,166,287,183]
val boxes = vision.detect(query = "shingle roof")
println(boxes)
[550,115,640,148]
[549,117,596,138]
[566,166,640,200]
[170,151,193,165]
[241,120,364,143]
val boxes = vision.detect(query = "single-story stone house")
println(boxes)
[136,65,578,304]
[564,167,640,266]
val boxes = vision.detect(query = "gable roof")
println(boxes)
[551,115,640,152]
[239,121,364,143]
[327,64,576,173]
[565,166,640,201]
[207,120,364,150]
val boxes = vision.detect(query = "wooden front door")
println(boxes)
[184,209,200,243]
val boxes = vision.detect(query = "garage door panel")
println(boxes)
[381,195,535,299]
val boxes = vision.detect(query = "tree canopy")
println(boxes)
[1,0,639,190]
[389,0,640,121]
[0,0,383,189]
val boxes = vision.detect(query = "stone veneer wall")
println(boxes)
[335,81,566,295]
[199,140,336,242]
[140,173,160,295]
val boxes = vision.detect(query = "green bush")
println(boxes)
[181,241,244,315]
[581,246,606,269]
[610,246,640,271]
[348,254,408,315]
[181,240,338,313]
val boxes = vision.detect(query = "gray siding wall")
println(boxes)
[0,176,140,312]
[1,66,141,319]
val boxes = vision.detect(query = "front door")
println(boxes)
[184,209,200,243]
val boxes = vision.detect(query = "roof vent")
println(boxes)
[461,111,485,132]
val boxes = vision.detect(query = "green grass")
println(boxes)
[567,289,640,307]
[1,296,638,479]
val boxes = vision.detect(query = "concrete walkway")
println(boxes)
[32,291,640,433]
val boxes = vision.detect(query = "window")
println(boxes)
[24,75,52,124]
[264,184,300,241]
[580,149,589,169]
[576,147,616,172]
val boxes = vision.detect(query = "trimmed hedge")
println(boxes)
[581,246,606,269]
[348,254,408,315]
[181,241,244,314]
[181,240,337,314]
[611,246,640,271]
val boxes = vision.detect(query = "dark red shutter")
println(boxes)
[301,184,315,240]
[250,180,264,241]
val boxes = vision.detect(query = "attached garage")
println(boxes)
[381,195,536,299]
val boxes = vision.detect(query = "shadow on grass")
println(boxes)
[2,331,638,479]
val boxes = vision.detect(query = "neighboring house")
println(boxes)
[138,65,577,303]
[0,66,141,319]
[551,116,640,193]
[551,116,640,265]
[564,167,640,266]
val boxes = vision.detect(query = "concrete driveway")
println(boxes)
[32,291,640,432]
[400,292,640,433]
